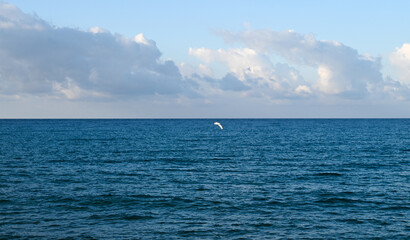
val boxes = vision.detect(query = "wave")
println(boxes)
[89,213,154,221]
[315,197,367,204]
[379,205,410,211]
[313,172,343,177]
[0,199,11,204]
[250,222,274,227]
[339,218,365,224]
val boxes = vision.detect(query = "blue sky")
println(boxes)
[1,1,410,118]
[10,1,410,56]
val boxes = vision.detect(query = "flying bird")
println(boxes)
[214,122,223,130]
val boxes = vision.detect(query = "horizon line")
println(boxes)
[1,117,410,120]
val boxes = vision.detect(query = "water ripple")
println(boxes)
[1,119,409,239]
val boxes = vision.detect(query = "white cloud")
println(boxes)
[189,47,310,99]
[295,85,312,95]
[189,47,273,81]
[0,3,187,99]
[178,62,214,78]
[89,26,109,34]
[215,29,384,98]
[134,33,153,46]
[390,43,410,86]
[0,2,46,30]
[1,3,410,118]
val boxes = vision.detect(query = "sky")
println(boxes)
[1,0,410,118]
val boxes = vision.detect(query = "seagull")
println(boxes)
[214,122,223,130]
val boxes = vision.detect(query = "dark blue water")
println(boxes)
[1,119,409,239]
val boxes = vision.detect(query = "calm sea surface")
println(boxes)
[0,119,409,239]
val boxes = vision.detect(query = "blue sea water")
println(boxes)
[0,119,409,239]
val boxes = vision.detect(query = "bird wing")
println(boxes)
[214,122,223,129]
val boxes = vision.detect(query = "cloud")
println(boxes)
[189,47,273,81]
[219,73,250,91]
[189,47,311,99]
[0,3,46,30]
[390,43,410,86]
[210,29,384,98]
[2,3,410,118]
[0,3,187,99]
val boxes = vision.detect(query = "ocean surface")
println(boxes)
[0,119,409,239]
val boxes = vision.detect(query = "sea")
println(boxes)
[0,119,409,239]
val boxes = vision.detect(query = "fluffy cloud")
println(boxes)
[0,3,187,99]
[0,2,46,30]
[2,3,410,118]
[188,47,311,99]
[192,29,385,99]
[390,43,410,86]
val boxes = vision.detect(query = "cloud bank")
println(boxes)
[189,29,393,100]
[188,47,310,99]
[1,2,410,117]
[0,3,187,100]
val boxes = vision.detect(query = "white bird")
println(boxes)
[214,122,223,130]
